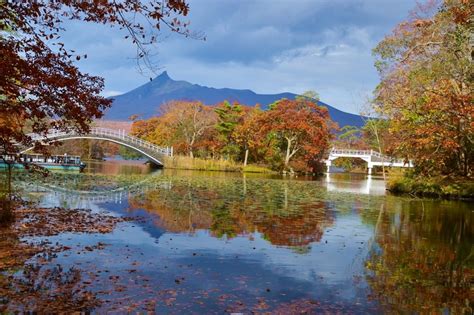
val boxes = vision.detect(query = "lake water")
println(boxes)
[6,161,474,313]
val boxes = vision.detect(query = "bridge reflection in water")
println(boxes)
[22,179,172,208]
[22,172,386,212]
[325,173,386,195]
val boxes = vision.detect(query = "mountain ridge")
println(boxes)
[105,71,364,127]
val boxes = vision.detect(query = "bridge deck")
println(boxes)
[19,127,172,166]
[326,148,413,174]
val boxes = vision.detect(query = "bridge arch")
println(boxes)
[20,128,173,167]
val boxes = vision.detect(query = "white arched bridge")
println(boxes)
[325,148,413,174]
[21,127,173,166]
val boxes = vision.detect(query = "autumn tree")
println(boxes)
[233,106,264,166]
[131,101,217,158]
[372,0,473,177]
[130,117,163,143]
[260,98,334,171]
[165,101,217,158]
[1,0,196,155]
[0,0,197,221]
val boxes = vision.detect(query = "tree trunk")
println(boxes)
[1,162,14,224]
[243,149,249,167]
[6,161,12,200]
[371,121,386,180]
[284,138,292,169]
[189,133,196,159]
[88,141,93,160]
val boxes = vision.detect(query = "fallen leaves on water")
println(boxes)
[14,207,129,237]
[0,206,130,313]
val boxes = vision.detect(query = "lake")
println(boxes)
[3,160,473,313]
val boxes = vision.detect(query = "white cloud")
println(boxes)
[57,0,416,115]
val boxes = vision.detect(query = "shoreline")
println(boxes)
[387,176,474,201]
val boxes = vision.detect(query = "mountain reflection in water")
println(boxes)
[4,166,472,313]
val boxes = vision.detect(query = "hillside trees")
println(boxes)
[129,117,162,143]
[372,0,473,177]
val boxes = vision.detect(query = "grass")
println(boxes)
[163,156,275,174]
[387,170,474,200]
[242,165,275,174]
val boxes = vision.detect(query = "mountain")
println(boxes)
[105,71,365,127]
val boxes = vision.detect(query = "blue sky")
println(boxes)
[61,0,415,114]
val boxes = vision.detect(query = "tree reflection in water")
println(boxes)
[365,200,473,313]
[7,171,471,313]
[129,179,335,247]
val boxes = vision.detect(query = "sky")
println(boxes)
[61,0,415,115]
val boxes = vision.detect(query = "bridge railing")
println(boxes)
[27,127,173,157]
[329,148,410,165]
[89,128,173,156]
[330,148,384,158]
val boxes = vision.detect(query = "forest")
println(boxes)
[130,95,336,173]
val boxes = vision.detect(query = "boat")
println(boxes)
[0,154,87,171]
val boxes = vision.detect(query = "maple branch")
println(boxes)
[401,41,443,62]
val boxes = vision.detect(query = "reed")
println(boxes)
[163,156,274,173]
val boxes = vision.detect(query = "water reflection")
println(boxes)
[84,159,155,175]
[6,164,473,313]
[366,200,473,313]
[128,182,335,247]
[325,173,386,195]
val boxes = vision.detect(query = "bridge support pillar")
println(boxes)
[368,167,372,175]
[367,161,373,175]
[325,160,331,173]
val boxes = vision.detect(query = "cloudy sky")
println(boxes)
[61,0,415,114]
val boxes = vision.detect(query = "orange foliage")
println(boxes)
[131,101,217,157]
[1,0,194,156]
[259,98,335,170]
[130,97,336,172]
[373,0,473,176]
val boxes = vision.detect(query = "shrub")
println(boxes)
[387,171,474,200]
